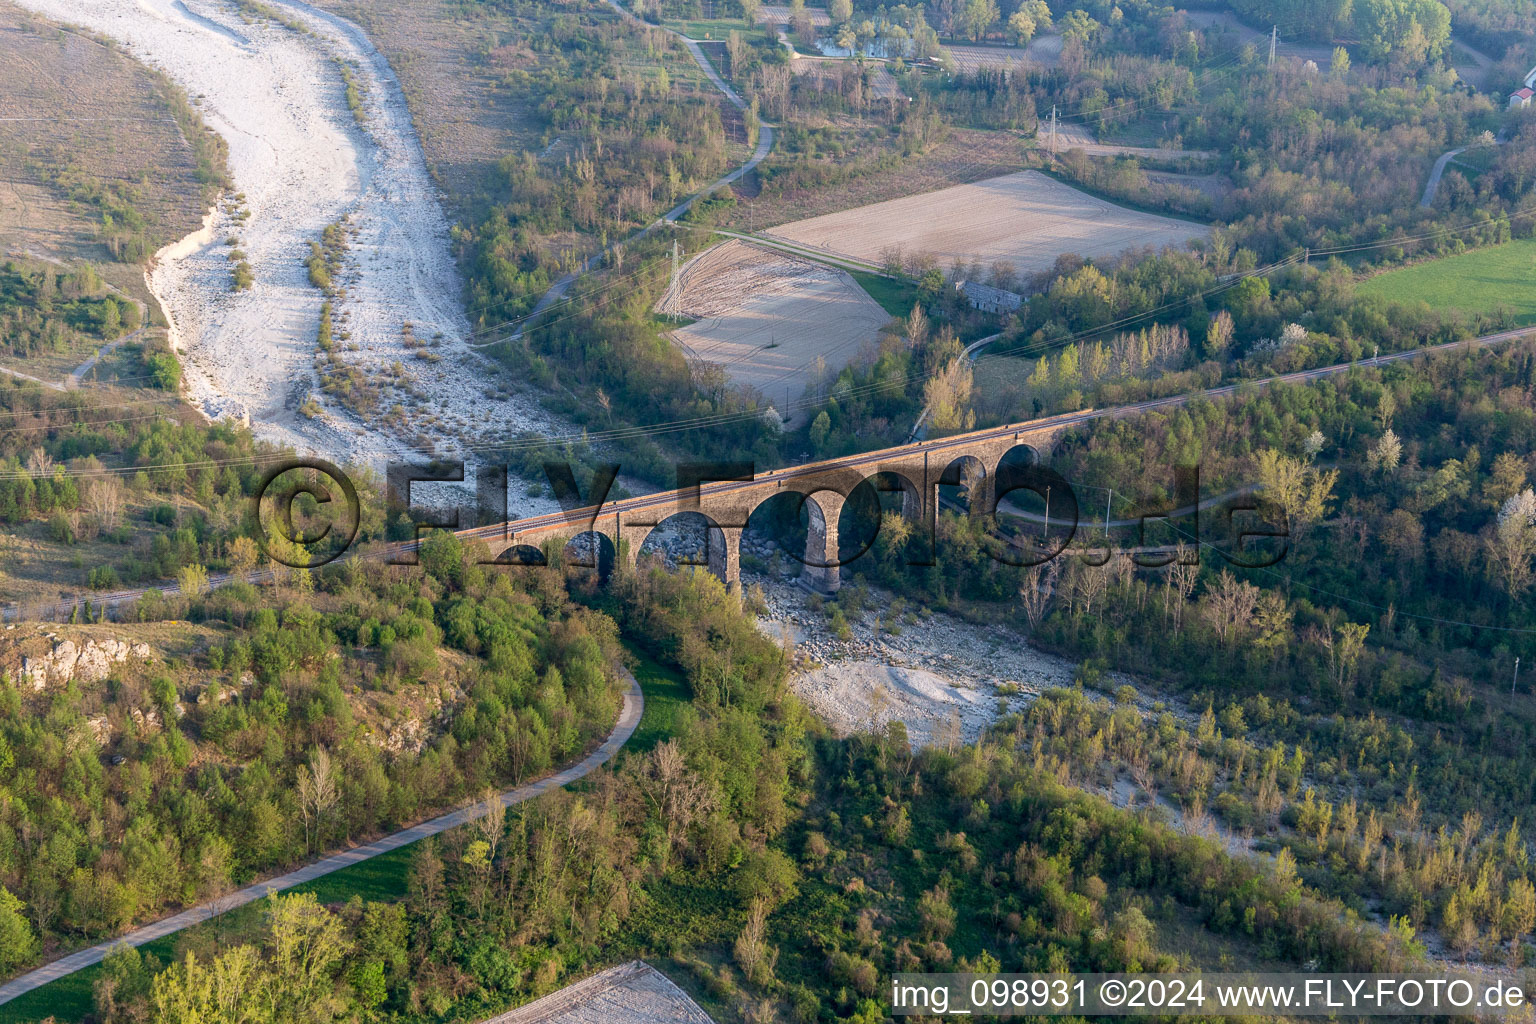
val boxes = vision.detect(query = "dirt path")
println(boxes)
[0,665,644,1007]
[1047,122,1216,161]
[67,328,144,388]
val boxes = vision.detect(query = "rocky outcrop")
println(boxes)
[20,634,152,691]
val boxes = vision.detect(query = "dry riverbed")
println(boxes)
[750,570,1129,746]
[14,0,567,482]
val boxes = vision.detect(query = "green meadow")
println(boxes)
[1358,238,1536,325]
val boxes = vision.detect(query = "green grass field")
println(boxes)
[848,269,919,319]
[628,651,692,752]
[1358,238,1536,324]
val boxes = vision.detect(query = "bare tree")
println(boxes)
[1200,570,1258,647]
[25,448,53,478]
[475,787,506,866]
[734,897,776,984]
[1162,546,1199,632]
[297,747,339,853]
[84,476,123,530]
[638,739,715,866]
[1018,559,1059,630]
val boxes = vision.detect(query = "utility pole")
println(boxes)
[1048,104,1057,156]
[1043,484,1051,544]
[1269,25,1277,67]
[1515,656,1521,695]
[1104,488,1113,541]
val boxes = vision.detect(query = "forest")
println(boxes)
[0,263,137,359]
[834,335,1536,962]
[2,547,1435,1023]
[0,531,625,966]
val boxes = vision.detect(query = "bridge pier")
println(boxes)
[617,522,654,572]
[709,525,743,596]
[803,491,844,594]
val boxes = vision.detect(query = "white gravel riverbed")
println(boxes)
[16,0,566,481]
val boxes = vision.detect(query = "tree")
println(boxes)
[297,748,339,853]
[1354,0,1450,61]
[1251,590,1293,652]
[1059,9,1099,43]
[0,886,36,973]
[727,30,747,75]
[1368,428,1402,474]
[1503,877,1536,943]
[734,898,776,984]
[1019,559,1060,629]
[229,535,260,582]
[740,0,761,25]
[1255,449,1337,527]
[177,563,210,600]
[1485,452,1526,509]
[905,303,929,350]
[1330,45,1351,77]
[1321,621,1370,692]
[809,411,832,453]
[85,476,123,530]
[830,0,852,23]
[1205,309,1234,357]
[1200,571,1259,647]
[959,0,999,39]
[924,359,976,436]
[1489,489,1536,597]
[639,739,715,867]
[265,893,353,1019]
[1006,8,1037,44]
[1018,0,1051,31]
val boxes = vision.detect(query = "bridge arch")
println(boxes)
[562,531,617,579]
[996,442,1040,472]
[743,490,813,577]
[635,510,736,588]
[938,454,989,516]
[491,542,547,566]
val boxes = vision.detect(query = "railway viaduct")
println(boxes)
[456,409,1093,594]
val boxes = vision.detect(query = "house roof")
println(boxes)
[957,281,1023,310]
[1514,87,1534,99]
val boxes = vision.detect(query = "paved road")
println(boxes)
[468,2,777,350]
[1421,137,1505,208]
[1421,145,1470,208]
[0,667,644,1007]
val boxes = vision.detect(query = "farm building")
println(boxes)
[1511,87,1533,109]
[958,280,1023,314]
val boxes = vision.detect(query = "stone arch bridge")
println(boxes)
[454,409,1092,594]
